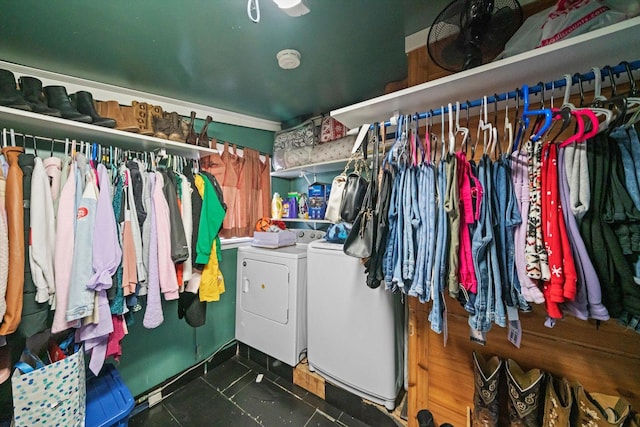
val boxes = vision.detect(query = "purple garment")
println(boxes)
[76,164,121,375]
[143,173,163,328]
[558,147,609,321]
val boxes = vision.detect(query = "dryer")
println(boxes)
[235,230,323,367]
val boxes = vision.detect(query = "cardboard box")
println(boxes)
[308,183,331,219]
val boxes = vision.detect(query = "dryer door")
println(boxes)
[240,257,290,324]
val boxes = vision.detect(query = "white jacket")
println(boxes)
[30,157,56,304]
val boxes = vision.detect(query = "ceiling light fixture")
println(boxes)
[272,0,310,17]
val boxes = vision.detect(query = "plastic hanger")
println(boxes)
[522,84,552,142]
[572,72,613,133]
[620,61,640,114]
[475,96,492,157]
[454,101,470,153]
[504,98,514,154]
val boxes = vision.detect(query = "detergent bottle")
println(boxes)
[271,192,283,219]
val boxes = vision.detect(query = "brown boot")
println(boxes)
[152,113,171,139]
[185,111,198,145]
[197,115,213,148]
[505,359,546,427]
[96,100,139,132]
[543,376,572,427]
[472,352,502,427]
[131,101,154,136]
[573,383,630,426]
[119,105,141,133]
[167,111,185,142]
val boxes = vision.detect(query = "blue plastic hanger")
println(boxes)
[521,84,552,142]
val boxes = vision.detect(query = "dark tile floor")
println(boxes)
[129,355,376,427]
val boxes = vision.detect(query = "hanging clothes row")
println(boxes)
[0,130,228,375]
[359,59,640,338]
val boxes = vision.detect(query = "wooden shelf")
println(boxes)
[0,106,221,159]
[331,17,640,128]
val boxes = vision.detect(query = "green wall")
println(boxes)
[117,248,238,397]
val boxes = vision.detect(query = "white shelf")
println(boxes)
[273,218,331,224]
[0,106,220,159]
[270,158,350,179]
[331,17,640,128]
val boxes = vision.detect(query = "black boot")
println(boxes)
[417,409,435,427]
[18,76,61,117]
[0,69,31,111]
[43,85,92,123]
[70,91,116,127]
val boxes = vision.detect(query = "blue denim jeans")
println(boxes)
[384,165,400,290]
[424,163,438,303]
[611,126,640,211]
[469,156,506,332]
[409,165,428,300]
[392,166,407,291]
[402,166,419,284]
[429,160,449,333]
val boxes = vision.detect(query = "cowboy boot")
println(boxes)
[0,146,25,336]
[70,91,116,127]
[185,111,198,145]
[573,383,631,426]
[131,101,154,136]
[167,111,185,142]
[197,115,213,148]
[96,100,139,132]
[505,359,546,427]
[18,76,61,116]
[43,86,92,123]
[147,104,164,135]
[472,352,502,427]
[543,376,573,427]
[0,69,31,111]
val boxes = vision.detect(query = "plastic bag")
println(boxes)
[498,0,630,60]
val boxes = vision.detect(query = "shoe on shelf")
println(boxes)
[96,100,139,132]
[0,69,32,111]
[43,85,92,123]
[70,91,116,127]
[18,76,61,116]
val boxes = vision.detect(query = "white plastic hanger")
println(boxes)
[454,101,469,152]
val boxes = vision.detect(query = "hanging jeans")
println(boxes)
[383,165,400,291]
[429,160,449,333]
[470,155,506,332]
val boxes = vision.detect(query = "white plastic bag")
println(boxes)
[498,0,630,59]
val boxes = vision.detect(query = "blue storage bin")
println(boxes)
[85,364,135,427]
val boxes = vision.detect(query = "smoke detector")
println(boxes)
[277,49,301,70]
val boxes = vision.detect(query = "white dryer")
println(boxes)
[235,230,323,367]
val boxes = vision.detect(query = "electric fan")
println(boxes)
[427,0,523,72]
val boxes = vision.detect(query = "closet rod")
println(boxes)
[380,59,640,126]
[3,129,270,159]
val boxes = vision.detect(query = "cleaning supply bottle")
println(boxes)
[271,192,283,219]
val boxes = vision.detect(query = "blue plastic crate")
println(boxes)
[85,364,134,427]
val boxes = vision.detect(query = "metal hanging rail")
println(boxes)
[379,59,640,126]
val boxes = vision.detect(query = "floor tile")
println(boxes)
[274,375,309,399]
[231,377,316,426]
[336,412,371,427]
[302,392,342,420]
[202,357,251,392]
[305,410,342,426]
[164,378,258,426]
[128,404,181,427]
[268,357,293,382]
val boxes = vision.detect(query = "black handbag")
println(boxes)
[344,124,380,259]
[339,171,368,222]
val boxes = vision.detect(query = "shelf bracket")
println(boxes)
[298,171,313,186]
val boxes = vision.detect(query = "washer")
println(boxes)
[306,239,403,410]
[235,229,324,367]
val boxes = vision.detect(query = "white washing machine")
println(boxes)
[235,229,324,367]
[307,239,403,410]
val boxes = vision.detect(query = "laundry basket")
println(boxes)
[85,364,134,427]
